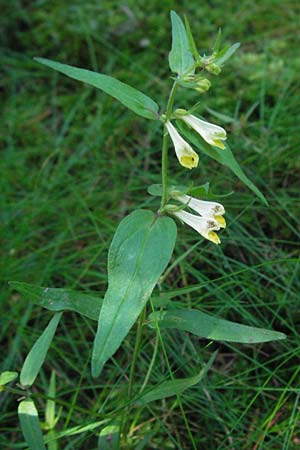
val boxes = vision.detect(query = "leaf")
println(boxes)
[168,11,194,76]
[0,371,18,386]
[92,210,177,377]
[184,15,199,61]
[34,57,159,120]
[150,309,286,343]
[9,281,102,320]
[98,423,120,450]
[135,352,216,405]
[215,42,240,65]
[18,399,47,450]
[20,313,62,386]
[186,182,210,197]
[212,29,222,53]
[177,121,268,205]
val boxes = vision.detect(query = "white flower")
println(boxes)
[179,113,227,149]
[165,121,199,169]
[176,194,226,228]
[173,209,221,244]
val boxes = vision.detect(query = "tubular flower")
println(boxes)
[172,209,221,244]
[176,194,226,228]
[165,121,199,169]
[178,112,227,149]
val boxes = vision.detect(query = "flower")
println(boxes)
[165,121,199,169]
[176,194,226,228]
[172,209,221,244]
[177,112,227,149]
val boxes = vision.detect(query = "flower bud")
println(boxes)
[206,63,221,75]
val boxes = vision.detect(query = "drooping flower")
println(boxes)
[172,209,221,244]
[176,194,226,228]
[165,121,199,169]
[176,111,227,149]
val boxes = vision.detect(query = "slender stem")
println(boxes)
[139,332,159,393]
[160,81,178,210]
[127,307,146,400]
[122,307,146,445]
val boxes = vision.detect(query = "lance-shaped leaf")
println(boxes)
[150,309,286,343]
[20,313,62,387]
[169,11,194,76]
[9,281,102,320]
[177,121,268,205]
[215,42,240,66]
[34,57,159,120]
[18,399,47,450]
[92,210,177,377]
[135,352,216,405]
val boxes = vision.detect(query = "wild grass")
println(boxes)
[1,0,300,448]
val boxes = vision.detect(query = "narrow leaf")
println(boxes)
[0,371,18,386]
[34,57,159,120]
[18,399,47,450]
[215,42,240,65]
[184,15,199,61]
[20,313,62,386]
[98,423,120,450]
[213,29,222,53]
[150,309,286,343]
[177,121,268,204]
[135,352,216,405]
[169,11,194,75]
[9,281,102,320]
[92,210,177,377]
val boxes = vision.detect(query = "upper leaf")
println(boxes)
[34,57,159,120]
[214,42,240,66]
[92,210,177,377]
[169,11,194,76]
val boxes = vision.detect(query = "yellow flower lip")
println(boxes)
[180,152,199,169]
[215,215,226,228]
[212,139,226,149]
[207,231,221,245]
[165,121,199,170]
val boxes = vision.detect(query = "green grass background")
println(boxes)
[1,0,300,448]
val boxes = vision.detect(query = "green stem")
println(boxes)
[122,307,146,445]
[160,81,178,210]
[127,307,146,400]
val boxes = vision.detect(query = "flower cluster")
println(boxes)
[164,110,227,244]
[166,109,227,170]
[168,195,226,245]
